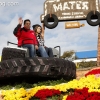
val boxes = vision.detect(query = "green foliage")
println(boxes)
[78,61,97,68]
[30,95,62,100]
[33,78,67,87]
[47,95,63,100]
[61,50,75,59]
[0,78,67,90]
[75,55,78,59]
[0,85,12,90]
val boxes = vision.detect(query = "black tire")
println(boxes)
[86,11,100,26]
[69,61,76,79]
[0,58,76,83]
[1,47,27,61]
[62,60,76,80]
[44,14,58,29]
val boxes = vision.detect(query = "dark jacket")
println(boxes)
[13,24,38,46]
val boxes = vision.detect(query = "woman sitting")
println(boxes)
[32,24,53,57]
[33,24,49,57]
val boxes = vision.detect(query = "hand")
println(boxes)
[35,45,38,50]
[41,23,45,39]
[44,45,46,48]
[19,17,23,25]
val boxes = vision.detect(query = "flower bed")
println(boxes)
[1,68,100,100]
[0,74,100,100]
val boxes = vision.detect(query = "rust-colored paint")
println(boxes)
[40,0,99,22]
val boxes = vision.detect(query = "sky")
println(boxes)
[0,0,99,56]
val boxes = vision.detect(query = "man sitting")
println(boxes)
[13,17,38,57]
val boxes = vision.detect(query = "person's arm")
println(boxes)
[13,17,23,37]
[41,23,45,39]
[33,31,39,50]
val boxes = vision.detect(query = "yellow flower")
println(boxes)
[2,75,100,100]
[62,95,68,100]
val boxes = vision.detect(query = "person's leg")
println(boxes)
[45,47,53,57]
[29,45,36,57]
[38,46,49,57]
[45,46,49,54]
[36,50,41,57]
[48,47,54,57]
[22,44,35,57]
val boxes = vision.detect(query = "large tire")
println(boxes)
[0,58,76,83]
[44,14,58,29]
[1,47,28,61]
[86,11,100,26]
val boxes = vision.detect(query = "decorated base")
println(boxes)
[0,66,100,100]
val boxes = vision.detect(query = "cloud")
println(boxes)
[0,0,99,56]
[44,21,98,55]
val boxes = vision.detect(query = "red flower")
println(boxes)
[85,69,100,77]
[34,89,61,99]
[66,88,100,100]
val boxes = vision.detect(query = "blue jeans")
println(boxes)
[37,46,49,57]
[22,44,35,57]
[45,47,53,57]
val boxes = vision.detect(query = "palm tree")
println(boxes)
[97,25,100,66]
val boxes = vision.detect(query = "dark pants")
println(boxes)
[45,47,53,57]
